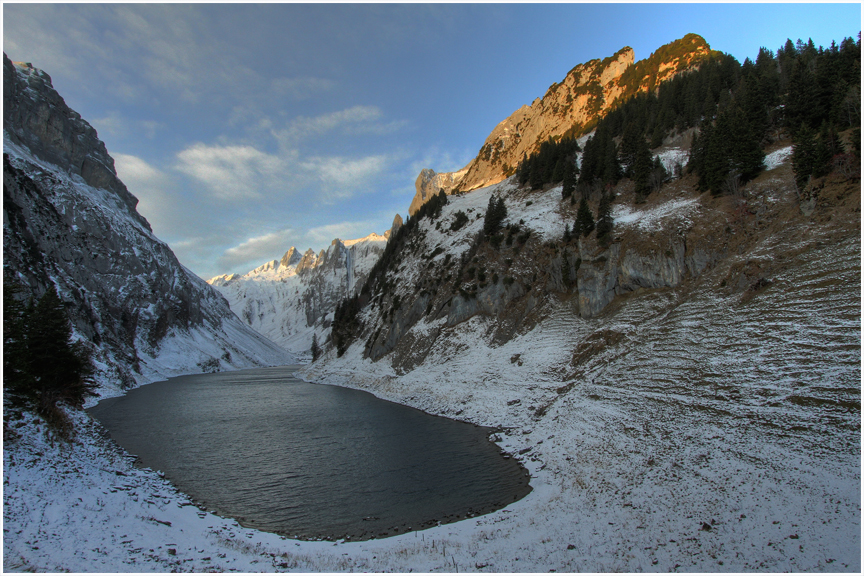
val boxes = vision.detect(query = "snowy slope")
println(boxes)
[4,51,859,573]
[298,151,860,571]
[207,233,388,357]
[3,55,294,401]
[6,152,858,572]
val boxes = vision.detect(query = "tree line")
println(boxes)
[330,190,450,356]
[4,276,96,439]
[515,33,860,198]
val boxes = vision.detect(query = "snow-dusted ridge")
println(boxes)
[3,53,294,397]
[207,232,390,357]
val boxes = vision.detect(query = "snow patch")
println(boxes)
[612,197,700,232]
[765,145,793,171]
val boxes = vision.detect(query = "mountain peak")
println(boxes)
[280,247,302,268]
[409,34,716,214]
[3,53,148,229]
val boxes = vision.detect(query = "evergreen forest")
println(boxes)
[516,34,861,197]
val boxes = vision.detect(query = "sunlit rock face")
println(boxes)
[207,231,391,356]
[410,34,715,214]
[3,53,293,395]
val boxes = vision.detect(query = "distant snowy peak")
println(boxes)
[207,230,391,355]
[208,273,241,287]
[213,232,391,284]
[344,232,388,247]
[280,246,302,267]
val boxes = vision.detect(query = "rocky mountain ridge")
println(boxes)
[3,54,293,399]
[207,231,392,356]
[411,33,716,214]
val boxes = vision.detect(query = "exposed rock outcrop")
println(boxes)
[410,168,469,216]
[280,246,302,268]
[409,34,716,214]
[3,57,148,229]
[3,53,293,395]
[574,238,718,318]
[387,213,403,239]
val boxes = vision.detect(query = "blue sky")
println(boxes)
[4,3,861,278]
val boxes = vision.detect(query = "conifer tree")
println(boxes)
[3,283,96,438]
[792,123,818,191]
[552,158,565,183]
[632,137,654,202]
[595,192,614,242]
[575,196,595,237]
[562,161,577,200]
[483,195,507,237]
[649,156,669,193]
[619,122,642,177]
[786,58,820,129]
[310,333,321,362]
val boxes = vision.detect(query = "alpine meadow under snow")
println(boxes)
[3,24,862,574]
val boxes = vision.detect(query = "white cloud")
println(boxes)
[115,153,164,182]
[301,155,389,188]
[217,228,296,271]
[174,143,287,200]
[113,153,174,222]
[173,140,389,204]
[273,105,402,146]
[91,113,165,140]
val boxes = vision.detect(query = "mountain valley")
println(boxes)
[3,29,860,572]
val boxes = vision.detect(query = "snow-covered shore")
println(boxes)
[5,183,860,573]
[6,244,860,572]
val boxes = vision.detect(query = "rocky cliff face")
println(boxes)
[207,233,389,356]
[410,34,715,214]
[3,58,147,228]
[3,54,293,397]
[319,135,859,377]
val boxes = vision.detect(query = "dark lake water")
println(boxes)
[87,366,531,540]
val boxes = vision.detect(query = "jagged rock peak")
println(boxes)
[410,168,468,216]
[409,34,715,214]
[280,247,302,268]
[3,53,149,229]
[296,248,319,274]
[387,213,404,239]
[207,273,241,287]
[251,259,280,275]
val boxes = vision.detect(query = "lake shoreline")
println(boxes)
[84,365,533,545]
[5,345,860,571]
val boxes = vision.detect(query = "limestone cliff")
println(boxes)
[410,34,716,214]
[3,53,293,395]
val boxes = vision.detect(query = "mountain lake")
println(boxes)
[87,366,532,541]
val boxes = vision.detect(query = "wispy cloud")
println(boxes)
[273,105,387,146]
[92,112,165,139]
[217,228,296,272]
[113,153,174,221]
[270,76,337,100]
[174,143,289,201]
[301,155,389,189]
[173,139,390,205]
